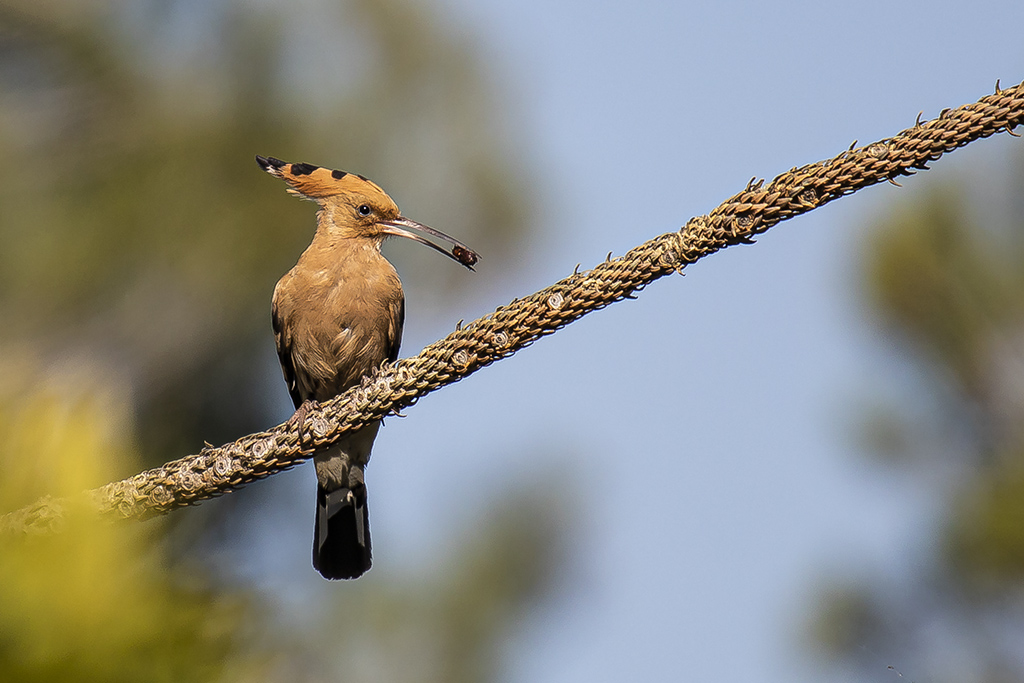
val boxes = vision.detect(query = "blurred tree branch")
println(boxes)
[3,80,1023,535]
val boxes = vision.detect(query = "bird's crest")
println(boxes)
[256,155,391,204]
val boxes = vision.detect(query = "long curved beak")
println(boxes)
[379,217,479,270]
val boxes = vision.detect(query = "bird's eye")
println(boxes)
[358,204,371,216]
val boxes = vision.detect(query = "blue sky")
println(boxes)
[242,1,1024,681]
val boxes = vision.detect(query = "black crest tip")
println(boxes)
[256,155,286,171]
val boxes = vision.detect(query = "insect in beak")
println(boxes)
[379,217,480,270]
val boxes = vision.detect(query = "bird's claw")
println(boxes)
[286,399,322,447]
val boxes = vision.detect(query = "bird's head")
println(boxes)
[256,155,479,269]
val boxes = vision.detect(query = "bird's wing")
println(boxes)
[272,285,304,409]
[387,295,405,364]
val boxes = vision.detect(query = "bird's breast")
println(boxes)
[276,246,404,402]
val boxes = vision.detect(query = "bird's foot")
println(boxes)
[286,399,322,446]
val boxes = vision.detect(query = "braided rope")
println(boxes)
[3,80,1023,534]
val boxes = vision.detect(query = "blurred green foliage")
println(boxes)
[0,0,564,680]
[810,157,1024,680]
[0,353,265,682]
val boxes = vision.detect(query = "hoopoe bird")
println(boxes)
[257,155,478,579]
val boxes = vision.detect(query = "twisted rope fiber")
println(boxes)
[4,81,1023,534]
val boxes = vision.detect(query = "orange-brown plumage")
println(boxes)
[258,155,476,579]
